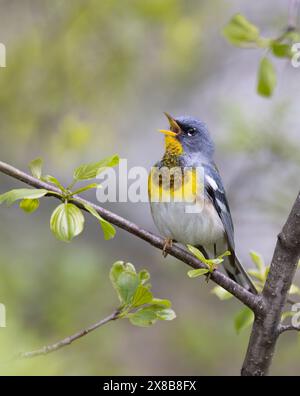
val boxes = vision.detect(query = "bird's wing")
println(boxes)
[202,163,235,252]
[202,163,257,293]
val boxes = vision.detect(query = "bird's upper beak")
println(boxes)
[159,112,181,136]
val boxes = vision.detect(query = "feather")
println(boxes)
[203,163,257,293]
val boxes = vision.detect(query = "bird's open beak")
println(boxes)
[158,112,181,136]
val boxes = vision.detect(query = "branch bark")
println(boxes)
[241,192,300,376]
[18,311,119,358]
[278,324,300,334]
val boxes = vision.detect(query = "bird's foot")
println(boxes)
[162,238,173,258]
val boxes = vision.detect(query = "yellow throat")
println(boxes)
[162,136,183,167]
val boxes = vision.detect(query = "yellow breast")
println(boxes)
[148,167,203,203]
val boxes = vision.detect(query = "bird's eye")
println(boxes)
[187,128,196,136]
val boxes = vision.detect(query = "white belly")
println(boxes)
[150,200,225,247]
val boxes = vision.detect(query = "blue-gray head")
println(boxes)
[159,113,215,159]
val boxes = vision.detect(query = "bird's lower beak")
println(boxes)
[158,112,181,136]
[158,129,177,137]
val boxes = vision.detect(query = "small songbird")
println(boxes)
[148,112,256,293]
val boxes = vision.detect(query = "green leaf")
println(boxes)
[29,158,43,179]
[99,218,116,240]
[289,284,300,296]
[234,307,254,334]
[257,57,276,97]
[249,251,265,272]
[19,198,39,213]
[0,188,48,206]
[155,308,176,321]
[248,269,265,282]
[82,203,116,240]
[222,14,260,47]
[211,286,233,300]
[217,250,232,260]
[50,203,85,242]
[138,269,150,284]
[42,175,66,193]
[110,261,139,305]
[284,31,300,42]
[73,154,119,181]
[71,183,101,196]
[208,258,223,266]
[187,245,208,263]
[150,298,172,308]
[109,261,126,293]
[187,246,230,273]
[129,306,176,327]
[271,41,291,58]
[187,268,209,278]
[206,251,230,268]
[131,285,153,308]
[129,308,158,327]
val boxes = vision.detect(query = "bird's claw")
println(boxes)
[162,238,173,258]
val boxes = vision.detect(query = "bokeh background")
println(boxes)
[0,0,299,375]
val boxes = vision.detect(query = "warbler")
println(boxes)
[148,113,256,293]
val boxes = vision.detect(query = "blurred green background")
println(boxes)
[0,0,299,375]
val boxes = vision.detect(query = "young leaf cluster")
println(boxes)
[223,14,300,97]
[0,156,119,242]
[186,245,231,278]
[110,261,176,327]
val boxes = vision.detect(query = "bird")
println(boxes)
[148,112,257,294]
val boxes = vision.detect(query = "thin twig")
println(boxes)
[0,160,262,313]
[277,324,300,335]
[18,311,119,359]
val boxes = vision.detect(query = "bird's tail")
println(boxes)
[223,253,257,294]
[195,245,257,294]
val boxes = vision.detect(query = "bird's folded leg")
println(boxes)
[162,238,173,258]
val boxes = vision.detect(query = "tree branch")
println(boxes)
[18,310,119,359]
[0,160,261,313]
[241,192,300,376]
[278,324,300,334]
